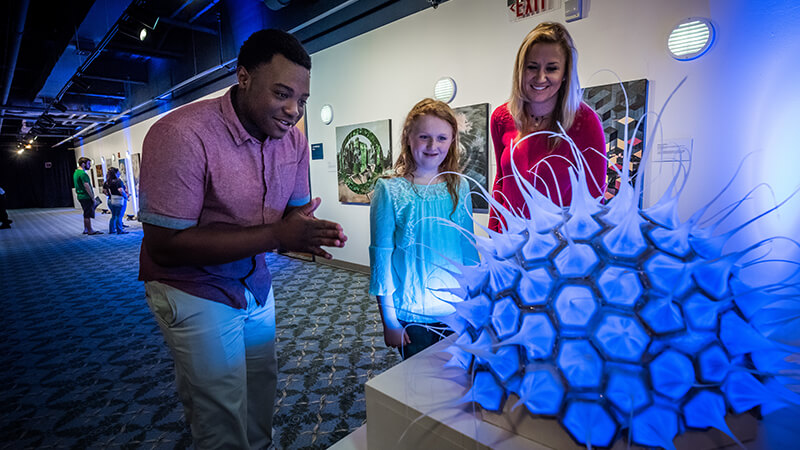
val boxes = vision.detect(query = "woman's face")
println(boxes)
[522,42,567,113]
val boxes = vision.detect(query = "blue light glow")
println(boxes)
[443,76,800,447]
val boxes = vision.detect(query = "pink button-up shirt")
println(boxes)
[138,87,310,308]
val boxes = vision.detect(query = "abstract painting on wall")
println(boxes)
[454,103,490,212]
[336,119,393,204]
[582,78,649,201]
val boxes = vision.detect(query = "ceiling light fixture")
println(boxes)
[40,115,56,128]
[126,5,159,41]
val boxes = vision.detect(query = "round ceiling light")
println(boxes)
[320,104,334,125]
[434,77,456,103]
[668,18,715,61]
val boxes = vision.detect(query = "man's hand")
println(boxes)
[383,324,411,348]
[276,197,347,259]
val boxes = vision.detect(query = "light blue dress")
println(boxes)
[369,177,479,323]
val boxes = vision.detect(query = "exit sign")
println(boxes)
[507,0,560,21]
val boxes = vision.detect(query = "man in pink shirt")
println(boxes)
[138,29,346,449]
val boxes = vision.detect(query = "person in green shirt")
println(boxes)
[73,157,102,235]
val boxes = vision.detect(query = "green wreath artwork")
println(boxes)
[338,127,387,195]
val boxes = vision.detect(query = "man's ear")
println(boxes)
[236,66,250,88]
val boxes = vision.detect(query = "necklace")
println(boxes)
[531,113,551,128]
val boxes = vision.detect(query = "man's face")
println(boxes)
[82,160,92,170]
[235,54,310,141]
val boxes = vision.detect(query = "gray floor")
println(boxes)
[0,208,400,449]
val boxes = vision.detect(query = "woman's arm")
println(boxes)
[488,106,510,233]
[579,105,609,199]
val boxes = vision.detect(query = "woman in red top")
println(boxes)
[489,22,607,233]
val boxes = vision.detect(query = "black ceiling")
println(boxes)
[1,0,440,152]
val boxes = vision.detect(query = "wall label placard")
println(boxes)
[311,143,323,160]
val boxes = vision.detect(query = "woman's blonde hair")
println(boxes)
[394,98,462,215]
[508,22,581,149]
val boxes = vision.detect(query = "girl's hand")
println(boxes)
[383,325,411,348]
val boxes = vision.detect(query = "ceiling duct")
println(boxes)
[264,0,291,10]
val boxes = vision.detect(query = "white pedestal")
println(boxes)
[364,339,547,449]
[362,338,760,450]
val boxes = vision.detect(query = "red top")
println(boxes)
[138,87,311,309]
[488,102,607,232]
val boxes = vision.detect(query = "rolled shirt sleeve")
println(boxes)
[369,179,396,296]
[138,121,206,230]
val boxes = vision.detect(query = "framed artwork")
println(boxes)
[131,153,141,196]
[453,103,490,212]
[119,158,129,190]
[97,178,104,190]
[582,79,649,202]
[95,164,103,179]
[335,119,393,204]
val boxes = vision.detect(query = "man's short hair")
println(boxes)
[78,157,91,166]
[237,29,311,72]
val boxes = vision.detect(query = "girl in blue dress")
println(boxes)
[369,98,479,359]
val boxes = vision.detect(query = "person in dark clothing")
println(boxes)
[102,167,129,234]
[0,186,11,229]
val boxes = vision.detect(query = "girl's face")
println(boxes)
[408,114,453,177]
[522,42,566,112]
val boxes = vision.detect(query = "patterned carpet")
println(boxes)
[0,208,400,449]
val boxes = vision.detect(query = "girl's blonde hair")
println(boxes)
[394,98,462,215]
[508,21,581,149]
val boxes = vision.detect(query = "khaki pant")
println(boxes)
[145,281,277,449]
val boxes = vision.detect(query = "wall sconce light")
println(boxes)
[668,18,715,61]
[320,104,334,125]
[434,77,456,104]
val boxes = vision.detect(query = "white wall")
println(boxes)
[305,0,711,265]
[77,0,800,271]
[306,0,800,268]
